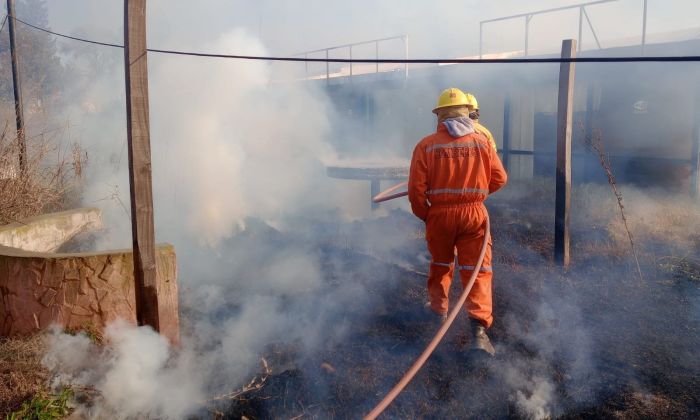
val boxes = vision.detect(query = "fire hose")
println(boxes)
[364,182,491,420]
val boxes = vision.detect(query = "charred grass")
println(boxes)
[216,188,700,419]
[2,181,698,419]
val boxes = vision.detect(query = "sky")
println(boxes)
[5,0,697,60]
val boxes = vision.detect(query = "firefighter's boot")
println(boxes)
[424,302,448,325]
[470,318,495,356]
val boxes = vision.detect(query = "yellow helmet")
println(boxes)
[465,93,479,110]
[432,88,468,114]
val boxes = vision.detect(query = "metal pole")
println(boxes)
[502,95,512,171]
[641,0,648,55]
[479,22,483,59]
[404,35,408,82]
[585,85,595,180]
[375,41,379,73]
[371,179,380,211]
[691,87,700,199]
[524,15,530,56]
[554,39,577,268]
[6,0,26,174]
[583,8,603,49]
[578,6,584,52]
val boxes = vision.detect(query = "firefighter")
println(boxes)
[465,93,498,152]
[408,88,508,355]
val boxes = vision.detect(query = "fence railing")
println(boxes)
[479,0,650,58]
[294,35,408,82]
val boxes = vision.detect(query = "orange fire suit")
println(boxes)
[408,124,507,328]
[474,121,498,152]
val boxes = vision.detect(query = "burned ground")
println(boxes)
[203,184,700,419]
[8,183,697,419]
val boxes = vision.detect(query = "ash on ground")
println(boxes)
[184,182,700,419]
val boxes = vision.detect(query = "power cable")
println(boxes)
[7,14,700,64]
[10,14,121,48]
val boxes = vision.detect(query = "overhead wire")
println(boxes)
[7,14,700,64]
[10,14,122,48]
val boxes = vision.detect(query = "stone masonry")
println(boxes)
[0,245,180,343]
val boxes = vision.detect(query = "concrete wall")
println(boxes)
[0,244,179,343]
[0,208,102,252]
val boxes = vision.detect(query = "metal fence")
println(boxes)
[295,35,408,82]
[479,0,651,58]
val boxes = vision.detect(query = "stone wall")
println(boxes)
[0,244,179,343]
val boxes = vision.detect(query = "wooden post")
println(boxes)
[554,39,576,267]
[124,0,159,330]
[6,0,26,174]
[502,94,512,171]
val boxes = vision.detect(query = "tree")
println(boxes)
[0,0,63,115]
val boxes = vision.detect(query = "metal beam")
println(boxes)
[479,22,483,59]
[583,8,603,49]
[480,0,617,24]
[502,95,512,171]
[371,179,380,210]
[375,41,379,72]
[480,0,616,56]
[641,0,648,55]
[578,7,584,52]
[294,35,407,56]
[691,86,700,198]
[404,35,409,82]
[524,15,531,56]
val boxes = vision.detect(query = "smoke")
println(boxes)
[0,0,693,418]
[481,177,700,419]
[497,278,599,419]
[44,322,203,419]
[508,371,555,420]
[42,229,380,418]
[148,29,342,245]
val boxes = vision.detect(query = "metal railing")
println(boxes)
[479,0,650,58]
[295,35,408,83]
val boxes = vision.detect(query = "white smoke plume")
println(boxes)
[3,0,694,418]
[148,29,340,245]
[44,322,202,419]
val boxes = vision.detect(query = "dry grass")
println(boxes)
[0,334,49,415]
[581,127,643,282]
[0,121,86,225]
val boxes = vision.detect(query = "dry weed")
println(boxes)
[0,121,86,225]
[0,334,48,415]
[580,127,643,282]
